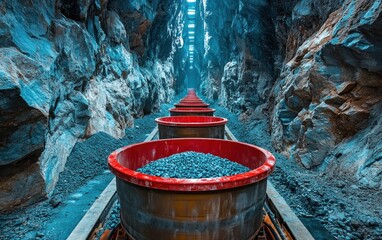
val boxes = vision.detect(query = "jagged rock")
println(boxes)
[0,48,49,166]
[200,0,274,112]
[85,45,134,138]
[0,47,50,210]
[59,0,92,22]
[108,0,156,56]
[284,0,344,61]
[0,89,46,166]
[323,93,347,106]
[105,10,126,44]
[278,99,298,126]
[0,161,45,211]
[271,0,382,187]
[337,81,356,95]
[38,17,97,194]
[0,0,179,212]
[326,103,382,189]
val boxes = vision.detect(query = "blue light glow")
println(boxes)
[186,1,197,70]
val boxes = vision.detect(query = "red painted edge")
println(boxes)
[174,103,210,107]
[169,108,216,113]
[179,101,205,104]
[108,138,276,191]
[155,116,228,127]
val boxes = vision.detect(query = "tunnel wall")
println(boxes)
[0,0,181,211]
[270,0,382,189]
[2,0,382,213]
[199,0,382,189]
[199,0,276,114]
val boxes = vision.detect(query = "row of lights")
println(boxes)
[187,0,196,69]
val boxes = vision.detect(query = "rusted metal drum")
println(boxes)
[181,96,202,101]
[169,107,215,116]
[174,102,209,108]
[155,116,227,139]
[180,96,202,101]
[108,138,276,240]
[179,100,205,104]
[182,98,200,101]
[182,93,201,101]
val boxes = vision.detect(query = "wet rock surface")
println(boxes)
[199,0,275,116]
[213,104,382,240]
[0,45,50,210]
[137,151,250,178]
[0,0,180,211]
[270,0,382,189]
[198,0,382,191]
[0,100,173,240]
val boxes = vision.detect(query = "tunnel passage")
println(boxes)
[1,0,382,239]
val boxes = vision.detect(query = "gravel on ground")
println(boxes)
[0,96,180,240]
[1,92,381,240]
[212,102,382,240]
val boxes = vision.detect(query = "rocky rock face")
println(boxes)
[199,0,382,189]
[271,0,382,189]
[199,0,276,118]
[0,0,55,211]
[0,0,180,211]
[0,49,48,208]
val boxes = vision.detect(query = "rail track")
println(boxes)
[67,125,315,240]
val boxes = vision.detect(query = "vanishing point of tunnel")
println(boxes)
[0,0,382,239]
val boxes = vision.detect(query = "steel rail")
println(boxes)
[67,127,158,240]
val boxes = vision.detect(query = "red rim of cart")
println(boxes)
[108,138,276,191]
[175,103,209,107]
[169,107,215,113]
[155,116,227,127]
